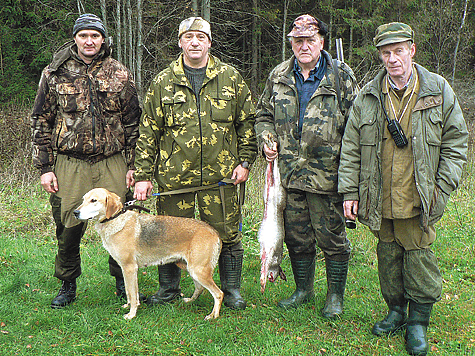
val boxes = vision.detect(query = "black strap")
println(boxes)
[100,204,151,223]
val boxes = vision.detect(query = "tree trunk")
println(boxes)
[452,0,468,83]
[251,0,258,94]
[127,0,134,74]
[192,0,199,16]
[100,0,108,36]
[282,0,288,62]
[137,0,143,98]
[116,0,122,63]
[202,0,211,21]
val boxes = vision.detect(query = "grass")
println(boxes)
[0,155,474,356]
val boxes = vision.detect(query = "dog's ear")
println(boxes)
[105,191,122,219]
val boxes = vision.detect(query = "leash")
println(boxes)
[100,201,151,224]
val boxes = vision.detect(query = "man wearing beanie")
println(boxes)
[255,14,358,318]
[133,17,257,311]
[31,13,141,309]
[338,22,468,355]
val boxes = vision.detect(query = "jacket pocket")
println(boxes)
[56,83,86,112]
[428,185,450,225]
[209,96,234,123]
[98,82,122,113]
[358,180,370,220]
[424,110,443,146]
[162,94,188,127]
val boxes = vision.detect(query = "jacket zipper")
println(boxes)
[87,65,96,153]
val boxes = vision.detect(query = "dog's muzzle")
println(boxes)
[73,210,81,219]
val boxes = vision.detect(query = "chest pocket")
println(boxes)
[98,81,124,113]
[162,92,188,127]
[415,95,443,146]
[208,93,235,123]
[359,113,379,172]
[56,83,86,112]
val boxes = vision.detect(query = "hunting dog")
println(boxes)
[74,188,223,320]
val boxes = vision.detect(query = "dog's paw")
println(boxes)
[123,312,136,320]
[183,297,192,303]
[204,313,217,320]
[122,303,129,309]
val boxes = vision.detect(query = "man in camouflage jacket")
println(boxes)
[134,17,257,310]
[255,14,358,318]
[31,14,141,309]
[338,23,467,355]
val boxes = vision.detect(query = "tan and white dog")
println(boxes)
[74,188,223,320]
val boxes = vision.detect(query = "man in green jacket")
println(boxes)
[338,23,468,355]
[255,14,358,318]
[134,17,257,310]
[31,14,141,309]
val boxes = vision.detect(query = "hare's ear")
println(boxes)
[105,191,122,219]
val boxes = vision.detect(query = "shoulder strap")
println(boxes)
[332,59,344,115]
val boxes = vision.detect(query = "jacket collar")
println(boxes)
[48,40,111,73]
[171,53,220,87]
[365,63,442,99]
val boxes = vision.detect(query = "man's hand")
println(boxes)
[134,181,153,201]
[231,164,250,185]
[263,142,278,162]
[40,172,59,193]
[126,170,135,188]
[343,200,359,221]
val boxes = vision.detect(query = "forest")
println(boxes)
[0,0,473,105]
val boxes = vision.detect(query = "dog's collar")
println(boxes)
[100,200,151,223]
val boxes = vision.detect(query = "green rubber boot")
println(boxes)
[277,255,315,309]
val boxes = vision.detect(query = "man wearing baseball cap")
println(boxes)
[134,17,257,310]
[255,14,358,318]
[31,13,141,309]
[338,22,468,355]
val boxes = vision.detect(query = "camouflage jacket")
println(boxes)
[31,41,141,175]
[338,64,468,230]
[134,54,257,190]
[255,51,358,193]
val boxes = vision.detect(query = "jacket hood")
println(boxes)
[49,39,112,72]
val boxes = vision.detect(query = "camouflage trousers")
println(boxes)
[155,184,242,248]
[372,217,442,304]
[283,190,351,260]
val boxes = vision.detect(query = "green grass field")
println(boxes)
[0,155,474,355]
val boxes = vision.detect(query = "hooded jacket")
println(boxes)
[31,41,141,175]
[338,63,468,230]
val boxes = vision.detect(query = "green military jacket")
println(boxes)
[31,41,141,175]
[255,51,358,193]
[134,54,257,190]
[338,63,468,230]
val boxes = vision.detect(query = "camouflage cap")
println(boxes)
[287,14,323,38]
[373,22,414,48]
[178,17,212,41]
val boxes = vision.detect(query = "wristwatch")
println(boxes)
[241,161,250,169]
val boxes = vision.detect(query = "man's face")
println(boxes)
[379,41,416,82]
[179,31,211,68]
[74,29,104,63]
[291,34,324,68]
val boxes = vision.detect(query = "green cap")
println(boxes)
[178,17,212,41]
[373,22,414,48]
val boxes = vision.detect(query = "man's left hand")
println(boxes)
[231,164,250,185]
[126,170,135,188]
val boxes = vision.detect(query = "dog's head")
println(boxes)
[73,188,123,221]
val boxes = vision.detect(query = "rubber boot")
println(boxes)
[405,301,432,356]
[321,256,348,318]
[147,263,182,305]
[115,277,147,302]
[51,279,77,309]
[372,241,407,335]
[277,255,315,309]
[219,252,247,310]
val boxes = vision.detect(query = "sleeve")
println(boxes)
[436,80,468,194]
[234,71,258,165]
[30,69,57,175]
[254,69,278,154]
[133,78,163,182]
[120,72,142,170]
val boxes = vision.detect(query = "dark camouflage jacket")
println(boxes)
[134,54,257,190]
[255,51,358,194]
[31,41,141,175]
[338,64,468,230]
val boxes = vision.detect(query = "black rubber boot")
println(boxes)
[219,252,247,310]
[147,263,182,305]
[372,304,407,336]
[321,257,348,318]
[405,301,432,356]
[115,277,147,302]
[277,255,315,309]
[51,279,77,309]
